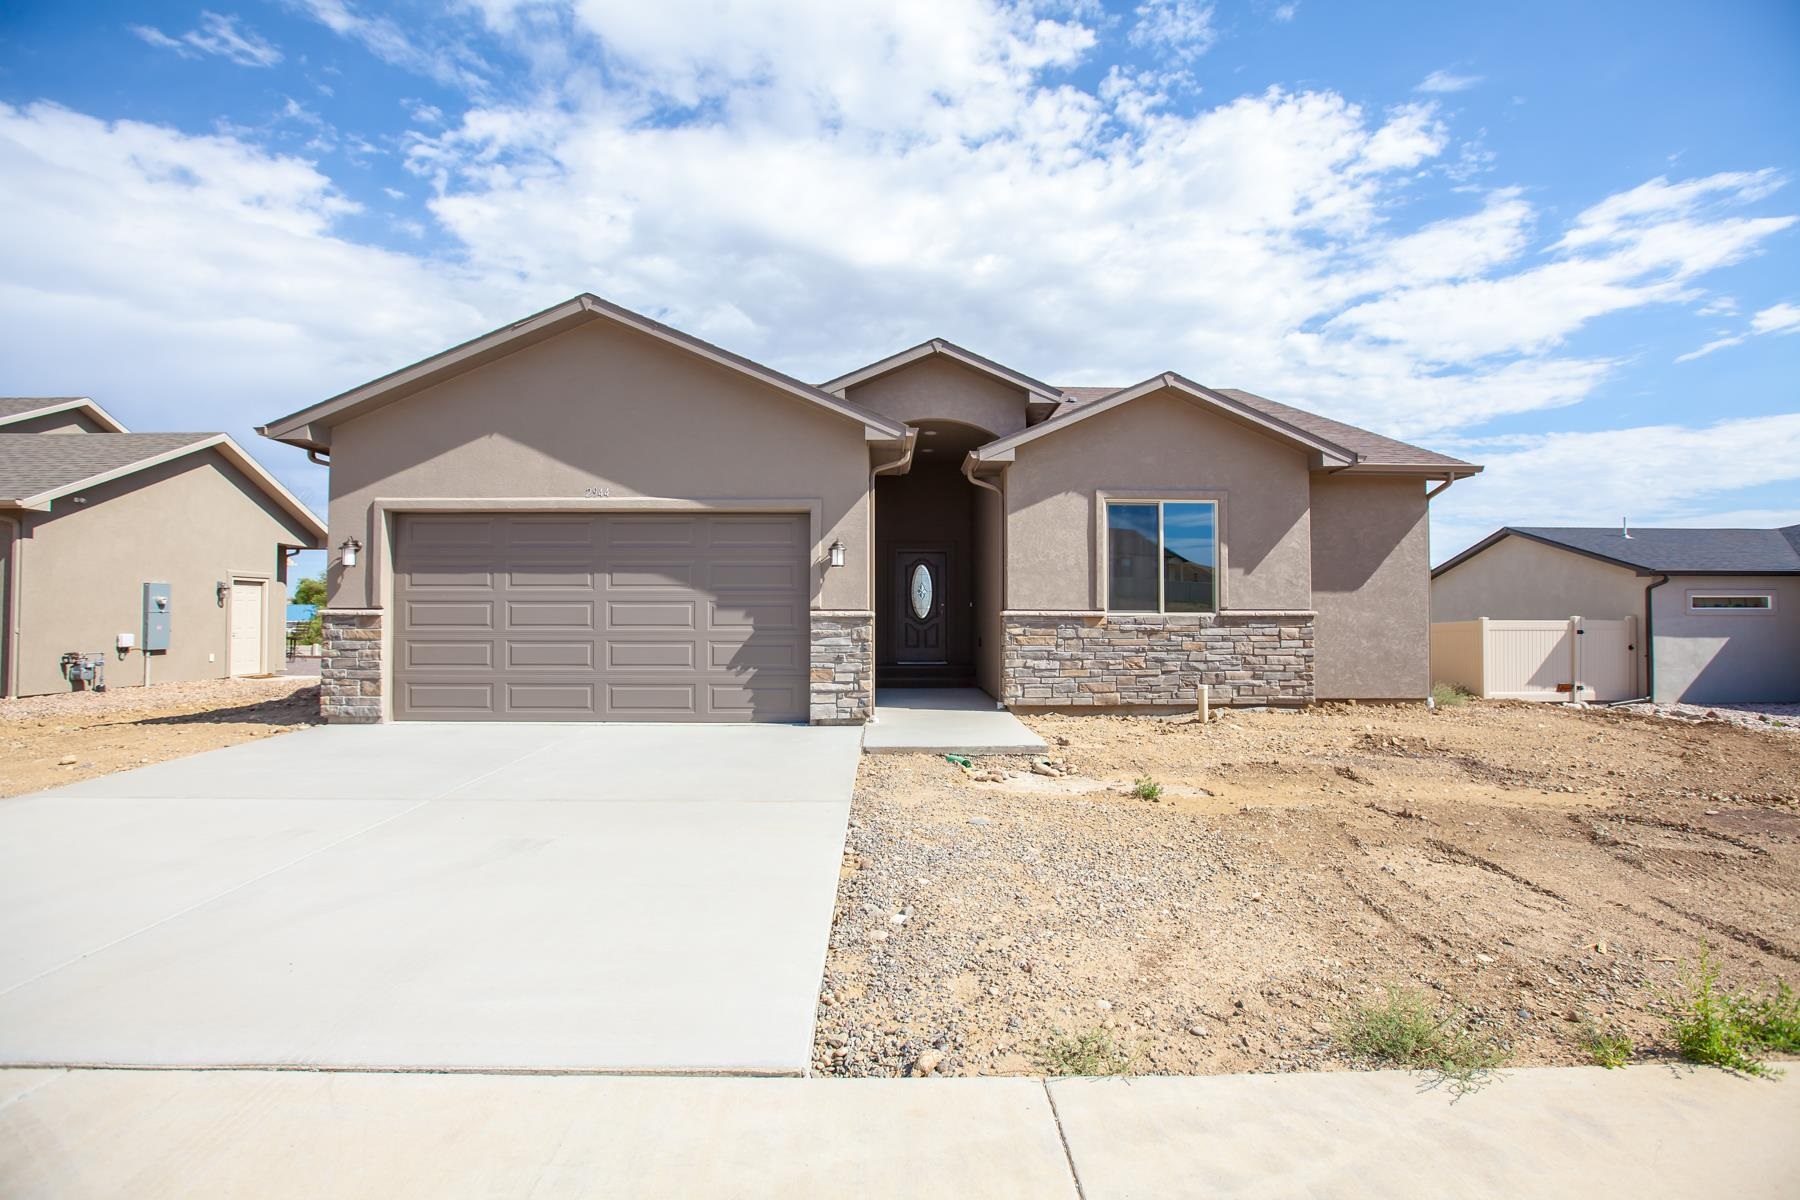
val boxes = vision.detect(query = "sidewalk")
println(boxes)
[2,1065,1794,1198]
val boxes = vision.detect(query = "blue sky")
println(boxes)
[2,1,1797,591]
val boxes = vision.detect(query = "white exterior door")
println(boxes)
[1579,617,1637,702]
[229,580,265,676]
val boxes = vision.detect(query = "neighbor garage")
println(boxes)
[393,512,809,721]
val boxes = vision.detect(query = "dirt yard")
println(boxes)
[0,676,320,799]
[815,701,1800,1077]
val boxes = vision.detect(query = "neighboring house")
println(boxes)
[0,396,129,436]
[257,293,1479,725]
[1432,526,1800,705]
[0,421,327,697]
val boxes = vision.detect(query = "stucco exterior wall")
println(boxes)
[844,356,1027,438]
[9,451,308,696]
[324,320,875,613]
[1651,575,1800,703]
[2,410,109,435]
[1310,474,1430,699]
[1002,389,1313,612]
[1432,535,1644,622]
[974,484,1004,697]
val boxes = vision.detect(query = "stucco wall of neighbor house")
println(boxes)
[1432,534,1646,622]
[1309,474,1431,700]
[1650,574,1800,704]
[1431,533,1650,690]
[843,356,1028,438]
[1003,387,1314,612]
[10,451,306,697]
[1,409,109,435]
[323,320,875,614]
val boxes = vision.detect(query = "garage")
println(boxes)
[393,512,810,721]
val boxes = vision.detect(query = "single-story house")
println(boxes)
[0,410,327,697]
[257,293,1480,724]
[1431,525,1800,704]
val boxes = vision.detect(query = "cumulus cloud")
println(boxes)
[5,1,1796,537]
[131,11,282,67]
[1129,1,1218,61]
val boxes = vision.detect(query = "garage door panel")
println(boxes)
[407,601,495,629]
[396,513,807,722]
[406,642,495,669]
[507,641,595,669]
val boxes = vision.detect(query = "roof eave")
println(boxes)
[0,397,130,434]
[823,339,1064,403]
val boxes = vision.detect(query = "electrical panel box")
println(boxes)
[142,582,171,652]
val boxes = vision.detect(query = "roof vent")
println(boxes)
[1622,517,1632,539]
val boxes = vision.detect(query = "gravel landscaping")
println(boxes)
[815,701,1800,1077]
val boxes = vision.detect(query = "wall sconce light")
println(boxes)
[828,539,846,568]
[215,580,228,607]
[340,537,362,568]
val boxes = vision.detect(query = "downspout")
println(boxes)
[868,427,918,578]
[0,513,18,699]
[1642,574,1670,704]
[307,448,330,466]
[1425,471,1465,501]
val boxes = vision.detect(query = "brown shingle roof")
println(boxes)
[1050,385,1473,471]
[0,433,214,501]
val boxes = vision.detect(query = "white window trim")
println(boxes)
[1685,588,1776,614]
[1102,496,1222,614]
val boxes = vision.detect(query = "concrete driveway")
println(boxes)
[0,723,861,1075]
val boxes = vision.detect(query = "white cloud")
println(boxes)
[1416,69,1481,94]
[131,11,283,68]
[294,0,493,93]
[1434,413,1800,557]
[1129,1,1217,61]
[1674,299,1800,361]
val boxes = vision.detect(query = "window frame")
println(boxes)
[1102,497,1222,614]
[1685,589,1776,614]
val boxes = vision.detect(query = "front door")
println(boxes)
[894,549,948,664]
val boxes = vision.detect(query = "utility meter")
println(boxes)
[142,582,171,651]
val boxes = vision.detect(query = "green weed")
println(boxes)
[1338,986,1508,1096]
[1040,1027,1135,1076]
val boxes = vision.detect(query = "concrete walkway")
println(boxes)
[862,688,1048,754]
[1,1066,1792,1198]
[0,724,861,1076]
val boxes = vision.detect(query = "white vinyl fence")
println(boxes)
[1430,616,1638,703]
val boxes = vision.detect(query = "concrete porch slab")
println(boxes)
[862,689,1048,755]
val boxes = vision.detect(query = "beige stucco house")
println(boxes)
[258,294,1479,724]
[1432,525,1800,705]
[0,398,327,698]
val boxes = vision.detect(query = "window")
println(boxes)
[1688,593,1773,611]
[1106,500,1217,613]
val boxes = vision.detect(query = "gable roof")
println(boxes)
[0,396,129,432]
[1434,526,1800,578]
[1038,383,1475,473]
[259,293,908,451]
[0,433,325,545]
[822,339,1065,403]
[972,373,1362,468]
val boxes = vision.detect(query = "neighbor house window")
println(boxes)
[1688,593,1773,611]
[1106,501,1218,613]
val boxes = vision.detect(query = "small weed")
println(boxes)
[1040,1027,1135,1076]
[1338,986,1508,1096]
[1131,776,1164,801]
[1429,682,1473,708]
[1662,946,1788,1077]
[1580,1021,1634,1069]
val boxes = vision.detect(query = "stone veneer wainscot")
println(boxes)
[810,611,874,724]
[1002,611,1315,707]
[319,609,383,723]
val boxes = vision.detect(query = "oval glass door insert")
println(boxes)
[909,563,933,620]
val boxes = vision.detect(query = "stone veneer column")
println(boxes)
[810,611,874,724]
[1001,611,1315,707]
[319,609,383,723]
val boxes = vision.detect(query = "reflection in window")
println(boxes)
[1105,501,1218,613]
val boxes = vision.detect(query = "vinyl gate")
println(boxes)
[1429,616,1638,702]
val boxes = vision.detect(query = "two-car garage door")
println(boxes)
[393,513,809,721]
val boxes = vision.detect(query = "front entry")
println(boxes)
[894,549,948,664]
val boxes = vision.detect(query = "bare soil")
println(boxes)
[0,676,320,798]
[815,700,1800,1077]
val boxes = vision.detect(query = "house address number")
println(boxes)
[582,487,612,497]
